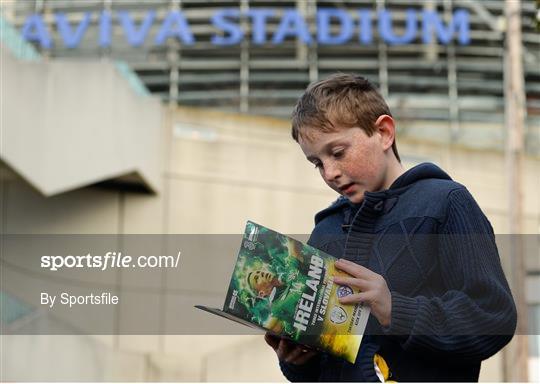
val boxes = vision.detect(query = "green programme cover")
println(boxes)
[223,221,370,364]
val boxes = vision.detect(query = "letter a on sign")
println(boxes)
[155,11,194,45]
[21,14,52,49]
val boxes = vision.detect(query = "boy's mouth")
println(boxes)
[338,183,355,194]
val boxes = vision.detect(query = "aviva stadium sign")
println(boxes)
[21,8,470,49]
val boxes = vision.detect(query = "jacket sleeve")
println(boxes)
[279,355,322,382]
[382,187,517,361]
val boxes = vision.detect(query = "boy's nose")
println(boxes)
[323,162,341,182]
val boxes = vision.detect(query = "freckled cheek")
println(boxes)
[359,146,385,179]
[351,156,377,182]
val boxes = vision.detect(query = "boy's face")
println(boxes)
[298,125,392,204]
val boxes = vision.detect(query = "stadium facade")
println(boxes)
[4,0,540,155]
[1,0,539,382]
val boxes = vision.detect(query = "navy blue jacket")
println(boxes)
[280,163,516,382]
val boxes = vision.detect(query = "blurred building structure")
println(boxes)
[1,0,539,382]
[3,0,539,153]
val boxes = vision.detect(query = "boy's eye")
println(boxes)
[313,161,322,169]
[332,149,344,158]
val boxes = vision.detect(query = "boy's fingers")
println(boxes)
[332,276,369,290]
[294,350,318,365]
[284,346,318,365]
[265,334,317,365]
[335,259,372,278]
[339,292,368,305]
[276,339,293,359]
[283,346,304,364]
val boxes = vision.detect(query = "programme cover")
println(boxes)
[222,221,370,364]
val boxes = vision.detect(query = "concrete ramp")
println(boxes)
[1,48,162,196]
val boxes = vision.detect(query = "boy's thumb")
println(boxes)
[264,333,281,350]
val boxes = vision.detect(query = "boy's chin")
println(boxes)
[343,193,364,204]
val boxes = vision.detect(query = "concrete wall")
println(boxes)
[2,106,539,381]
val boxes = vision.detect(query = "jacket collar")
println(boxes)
[343,162,452,265]
[367,162,452,198]
[315,163,451,224]
[314,196,352,225]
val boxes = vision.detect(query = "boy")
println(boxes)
[265,74,516,382]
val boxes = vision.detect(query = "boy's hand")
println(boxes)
[264,333,318,365]
[333,258,392,327]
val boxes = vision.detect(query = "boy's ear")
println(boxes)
[374,115,396,151]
